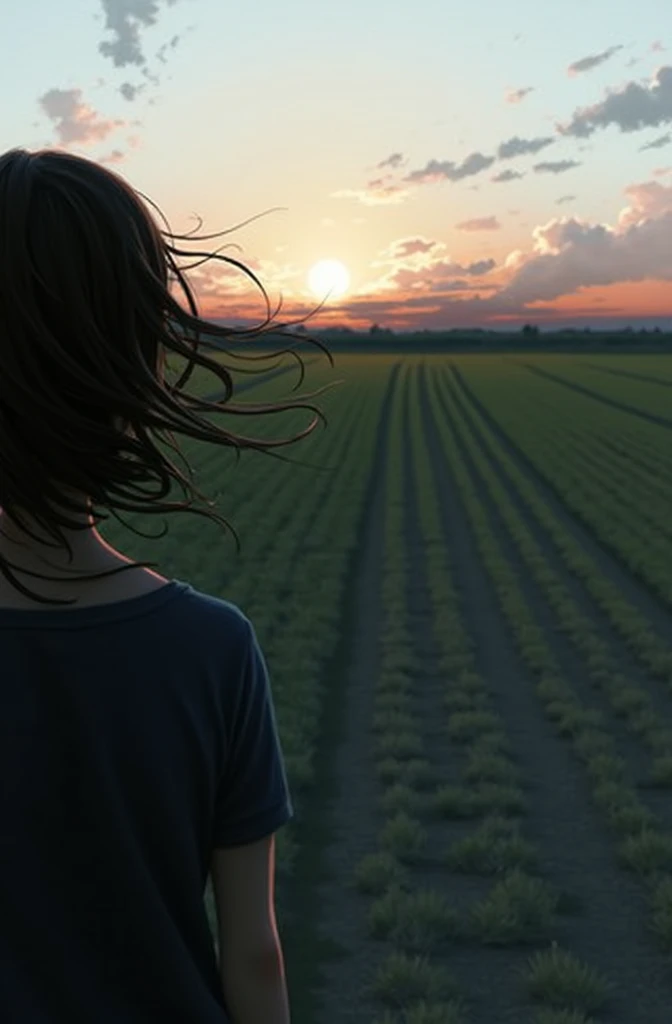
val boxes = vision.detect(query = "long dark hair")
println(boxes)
[0,147,336,606]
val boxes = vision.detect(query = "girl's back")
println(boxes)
[0,146,334,1023]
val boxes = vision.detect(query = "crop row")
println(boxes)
[487,390,672,542]
[444,370,672,768]
[510,369,672,554]
[348,364,605,1023]
[455,362,672,613]
[524,357,672,424]
[429,365,672,971]
[405,365,600,1021]
[350,362,473,1021]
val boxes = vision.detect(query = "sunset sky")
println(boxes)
[4,0,672,330]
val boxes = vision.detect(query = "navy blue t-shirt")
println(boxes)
[0,580,293,1023]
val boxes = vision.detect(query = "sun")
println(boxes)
[308,259,350,300]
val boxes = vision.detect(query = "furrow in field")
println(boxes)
[585,363,672,389]
[311,362,401,1024]
[412,362,621,1020]
[516,361,672,430]
[535,358,672,421]
[398,360,530,1021]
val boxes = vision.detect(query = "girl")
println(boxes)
[0,147,333,1023]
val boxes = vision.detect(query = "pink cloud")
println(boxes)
[39,88,125,145]
[455,216,501,232]
[494,182,672,306]
[618,179,672,225]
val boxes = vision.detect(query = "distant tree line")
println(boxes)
[200,320,672,354]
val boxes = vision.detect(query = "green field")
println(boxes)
[101,352,672,1024]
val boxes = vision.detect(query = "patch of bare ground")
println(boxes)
[445,368,672,827]
[423,363,672,1023]
[310,364,400,1024]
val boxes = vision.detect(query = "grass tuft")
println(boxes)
[376,732,425,760]
[374,1000,467,1023]
[369,950,459,1008]
[446,710,501,742]
[532,1011,596,1024]
[618,829,672,875]
[380,812,428,863]
[525,943,611,1013]
[353,851,408,895]
[368,887,461,951]
[445,816,537,875]
[469,870,558,944]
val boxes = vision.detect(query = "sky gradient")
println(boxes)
[4,0,672,330]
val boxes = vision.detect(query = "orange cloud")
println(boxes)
[187,179,672,331]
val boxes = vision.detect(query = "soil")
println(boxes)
[429,362,672,1021]
[446,367,672,805]
[310,365,400,1024]
[298,357,672,1023]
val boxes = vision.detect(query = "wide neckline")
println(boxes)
[0,579,193,630]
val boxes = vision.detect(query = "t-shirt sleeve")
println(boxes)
[212,617,294,848]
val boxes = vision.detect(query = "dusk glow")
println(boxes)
[308,260,351,301]
[5,1,671,331]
